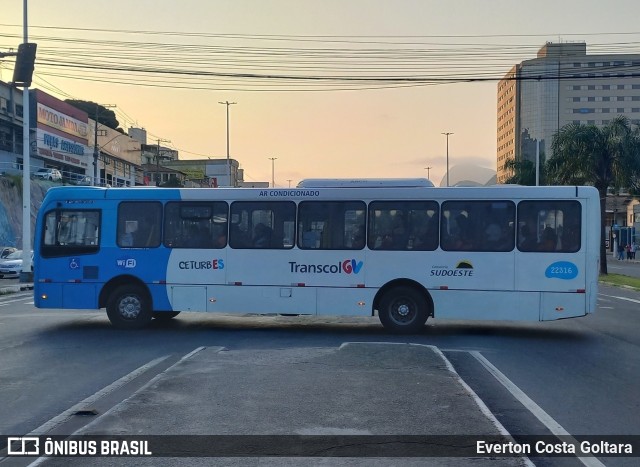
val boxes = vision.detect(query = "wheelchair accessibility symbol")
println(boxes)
[69,258,80,270]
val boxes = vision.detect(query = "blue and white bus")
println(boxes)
[33,179,600,333]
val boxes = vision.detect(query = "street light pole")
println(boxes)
[441,132,454,187]
[219,101,236,186]
[268,157,277,187]
[155,138,171,186]
[92,104,116,186]
[19,0,31,282]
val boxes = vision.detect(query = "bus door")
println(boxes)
[515,200,586,319]
[223,200,314,314]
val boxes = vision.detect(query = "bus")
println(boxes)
[33,179,600,334]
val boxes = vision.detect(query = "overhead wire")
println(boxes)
[2,24,640,175]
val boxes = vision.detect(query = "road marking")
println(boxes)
[21,355,170,437]
[470,351,605,467]
[0,296,35,307]
[345,342,535,466]
[599,293,640,305]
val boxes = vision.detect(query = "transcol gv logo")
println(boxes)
[289,259,363,274]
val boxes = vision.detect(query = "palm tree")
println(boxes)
[504,158,539,185]
[546,116,640,274]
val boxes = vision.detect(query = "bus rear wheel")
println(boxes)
[378,286,428,334]
[106,285,153,329]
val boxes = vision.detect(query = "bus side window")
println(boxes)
[517,200,581,253]
[118,202,162,248]
[368,201,438,251]
[298,201,365,250]
[229,201,295,249]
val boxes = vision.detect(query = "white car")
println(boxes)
[0,246,17,259]
[34,168,62,181]
[0,250,33,278]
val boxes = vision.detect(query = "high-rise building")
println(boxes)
[497,42,640,183]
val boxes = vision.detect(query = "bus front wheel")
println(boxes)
[378,286,428,334]
[106,285,153,329]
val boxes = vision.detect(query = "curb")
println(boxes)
[0,283,34,295]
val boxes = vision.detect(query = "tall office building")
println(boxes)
[497,42,640,183]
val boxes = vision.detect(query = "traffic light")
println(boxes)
[12,43,37,87]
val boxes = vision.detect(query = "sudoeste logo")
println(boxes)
[289,259,363,274]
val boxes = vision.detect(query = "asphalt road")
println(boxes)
[0,283,639,466]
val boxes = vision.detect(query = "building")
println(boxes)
[162,158,243,187]
[2,79,258,189]
[497,42,640,183]
[1,82,144,186]
[0,80,24,173]
[90,120,143,186]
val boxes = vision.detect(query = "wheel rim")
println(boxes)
[388,296,417,325]
[119,294,142,320]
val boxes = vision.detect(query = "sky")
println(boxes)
[2,0,640,186]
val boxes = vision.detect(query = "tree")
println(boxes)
[160,175,183,188]
[65,100,120,130]
[503,158,540,185]
[546,116,640,274]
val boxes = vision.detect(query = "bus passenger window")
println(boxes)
[229,201,295,249]
[517,200,582,253]
[441,200,514,252]
[41,209,101,257]
[298,201,365,250]
[118,202,162,248]
[368,201,438,251]
[163,201,228,249]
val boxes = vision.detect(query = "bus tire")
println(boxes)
[153,311,181,321]
[378,286,428,334]
[106,285,153,329]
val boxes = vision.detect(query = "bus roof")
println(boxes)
[297,178,434,188]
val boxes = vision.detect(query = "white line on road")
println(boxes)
[0,296,35,306]
[470,351,605,467]
[599,293,640,305]
[23,355,170,437]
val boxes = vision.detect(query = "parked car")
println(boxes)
[34,168,62,181]
[67,173,93,185]
[0,250,33,278]
[0,246,17,259]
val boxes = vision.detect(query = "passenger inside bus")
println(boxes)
[351,225,366,249]
[57,214,72,245]
[518,224,536,250]
[252,223,272,248]
[538,226,558,251]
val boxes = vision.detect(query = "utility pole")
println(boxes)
[219,101,236,186]
[93,104,116,186]
[287,179,293,188]
[424,166,432,180]
[268,157,277,187]
[155,138,171,186]
[19,0,32,282]
[441,132,454,187]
